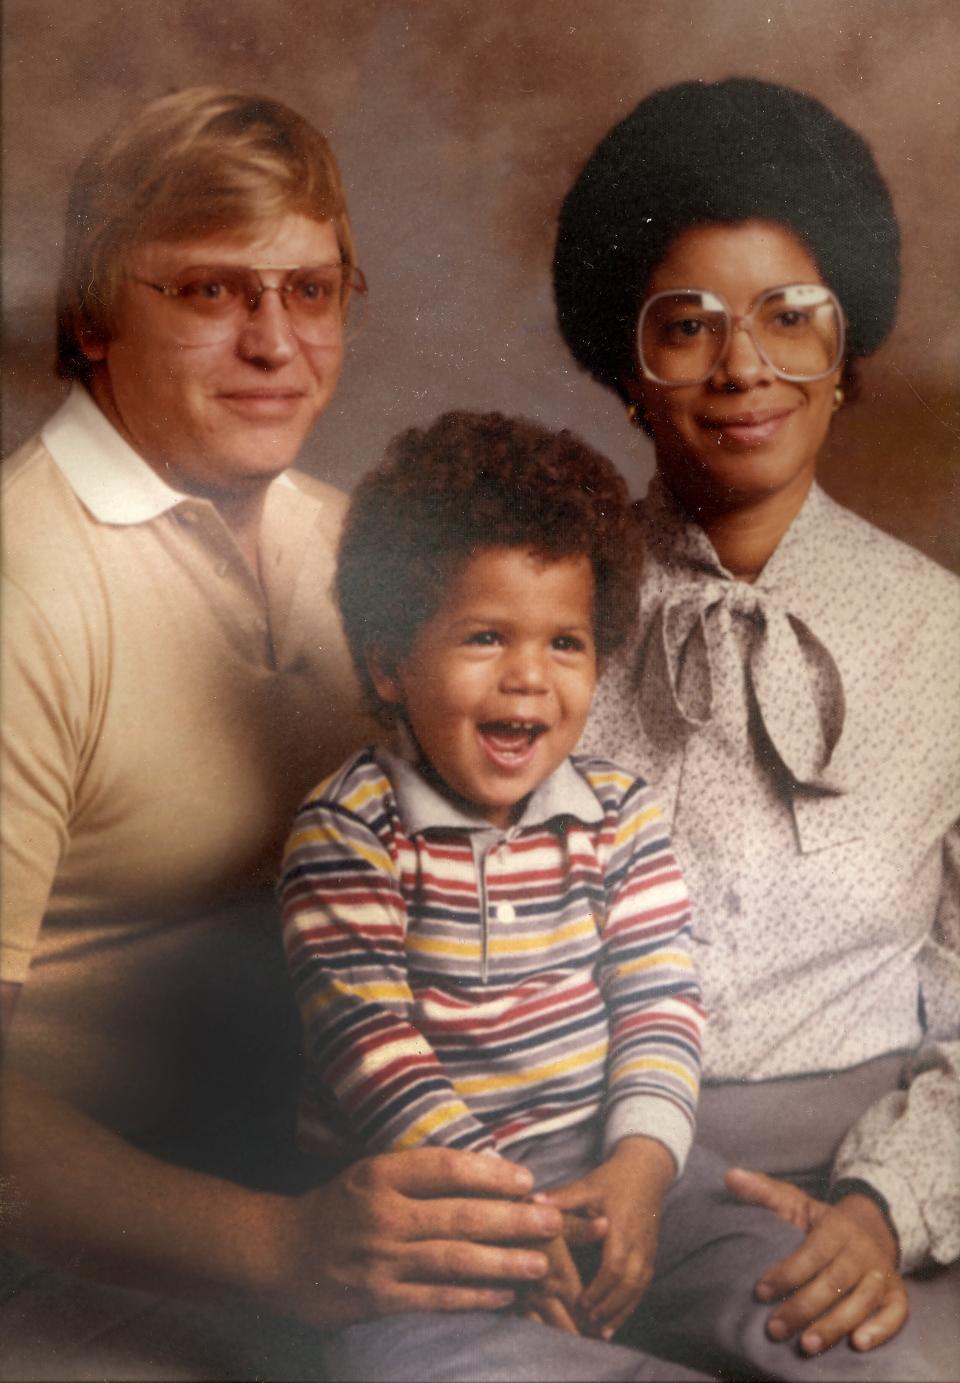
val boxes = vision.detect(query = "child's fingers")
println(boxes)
[539,1294,582,1335]
[547,1234,585,1305]
[596,1294,644,1342]
[534,1232,584,1320]
[522,1288,583,1333]
[581,1262,627,1322]
[539,1179,602,1216]
[531,1186,608,1245]
[588,1274,646,1335]
[581,1242,653,1326]
[579,1248,619,1312]
[578,1261,619,1322]
[563,1210,608,1247]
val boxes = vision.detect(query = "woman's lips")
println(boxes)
[700,409,793,448]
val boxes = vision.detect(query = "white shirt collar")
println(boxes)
[42,385,293,526]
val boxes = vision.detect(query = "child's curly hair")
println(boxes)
[336,410,641,721]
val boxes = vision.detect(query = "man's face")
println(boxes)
[84,215,345,497]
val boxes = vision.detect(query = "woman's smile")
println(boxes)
[696,405,797,450]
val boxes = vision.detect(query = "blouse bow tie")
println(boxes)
[640,579,846,790]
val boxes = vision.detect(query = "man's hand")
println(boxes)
[272,1147,564,1326]
[725,1167,909,1355]
[542,1136,675,1340]
[3,1071,563,1330]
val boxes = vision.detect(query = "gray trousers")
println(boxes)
[2,1133,956,1381]
[321,1131,959,1383]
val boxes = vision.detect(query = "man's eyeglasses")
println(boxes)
[130,262,368,345]
[637,283,845,386]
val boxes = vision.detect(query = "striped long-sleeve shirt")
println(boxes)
[281,747,704,1170]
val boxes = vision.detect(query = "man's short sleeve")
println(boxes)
[1,573,88,981]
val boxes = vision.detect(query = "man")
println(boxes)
[0,87,576,1382]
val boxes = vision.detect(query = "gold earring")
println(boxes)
[833,385,845,412]
[626,402,640,425]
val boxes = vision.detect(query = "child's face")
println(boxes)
[373,547,598,828]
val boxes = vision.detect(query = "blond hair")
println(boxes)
[57,86,356,380]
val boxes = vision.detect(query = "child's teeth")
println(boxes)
[482,721,543,747]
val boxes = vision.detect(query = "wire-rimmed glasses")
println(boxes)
[130,262,368,345]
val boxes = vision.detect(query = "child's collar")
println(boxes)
[378,728,603,837]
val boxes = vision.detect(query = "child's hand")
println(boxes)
[519,1231,585,1333]
[543,1135,675,1340]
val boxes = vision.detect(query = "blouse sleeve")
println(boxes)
[831,823,960,1271]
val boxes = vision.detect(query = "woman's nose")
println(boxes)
[236,289,299,367]
[710,321,772,390]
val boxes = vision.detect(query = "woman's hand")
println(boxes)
[542,1136,675,1339]
[725,1167,909,1354]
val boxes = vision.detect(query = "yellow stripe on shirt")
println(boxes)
[609,1055,699,1093]
[453,1041,608,1097]
[487,915,598,954]
[615,949,694,978]
[392,1099,478,1149]
[613,803,661,847]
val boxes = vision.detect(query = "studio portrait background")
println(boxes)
[3,0,958,574]
[1,7,959,1381]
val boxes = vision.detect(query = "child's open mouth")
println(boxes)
[478,720,547,768]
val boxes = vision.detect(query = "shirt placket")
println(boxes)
[172,503,276,668]
[472,830,515,983]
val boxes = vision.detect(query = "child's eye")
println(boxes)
[464,629,503,646]
[552,634,587,653]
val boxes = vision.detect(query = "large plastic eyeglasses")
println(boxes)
[130,262,368,345]
[637,283,844,386]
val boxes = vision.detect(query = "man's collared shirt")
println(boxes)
[1,387,370,1141]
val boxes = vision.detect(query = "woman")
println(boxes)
[554,77,959,1374]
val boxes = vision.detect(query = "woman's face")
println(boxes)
[629,219,843,520]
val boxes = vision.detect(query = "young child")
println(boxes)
[280,411,704,1340]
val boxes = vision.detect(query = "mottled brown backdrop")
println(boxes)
[3,0,958,570]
